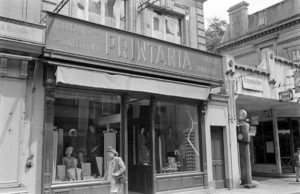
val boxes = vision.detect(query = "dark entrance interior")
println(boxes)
[211,126,226,189]
[127,97,153,194]
[278,118,300,173]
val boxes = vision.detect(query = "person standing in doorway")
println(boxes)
[104,146,126,194]
[293,147,300,182]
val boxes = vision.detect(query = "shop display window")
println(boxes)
[253,121,276,164]
[155,101,201,173]
[53,90,121,182]
[73,0,125,29]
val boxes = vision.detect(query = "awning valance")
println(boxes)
[56,66,210,100]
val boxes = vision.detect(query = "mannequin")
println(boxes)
[87,124,100,176]
[67,158,82,181]
[138,126,149,164]
[63,146,76,170]
[165,127,178,157]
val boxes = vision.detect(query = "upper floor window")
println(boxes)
[140,0,185,45]
[145,10,183,44]
[72,0,125,30]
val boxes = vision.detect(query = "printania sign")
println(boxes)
[45,13,223,85]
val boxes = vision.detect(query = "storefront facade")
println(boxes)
[37,11,230,194]
[218,0,300,177]
[223,50,300,176]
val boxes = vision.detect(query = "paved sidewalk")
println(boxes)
[174,177,300,194]
[206,177,300,194]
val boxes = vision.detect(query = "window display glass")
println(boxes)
[53,91,121,182]
[155,101,200,173]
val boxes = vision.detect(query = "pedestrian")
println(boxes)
[293,147,300,182]
[104,146,126,194]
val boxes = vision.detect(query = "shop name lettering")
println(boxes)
[105,33,192,70]
[53,21,217,73]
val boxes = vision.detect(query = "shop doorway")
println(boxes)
[211,126,226,189]
[127,97,153,194]
[278,118,300,173]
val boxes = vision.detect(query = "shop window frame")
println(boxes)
[51,86,122,184]
[154,98,203,175]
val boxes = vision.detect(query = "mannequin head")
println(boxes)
[65,146,73,157]
[72,158,78,168]
[167,156,176,166]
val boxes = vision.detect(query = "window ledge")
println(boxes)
[147,3,185,18]
[0,185,28,194]
[51,180,110,190]
[156,171,204,179]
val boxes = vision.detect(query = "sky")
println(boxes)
[204,0,284,28]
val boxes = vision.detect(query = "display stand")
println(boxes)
[96,157,103,177]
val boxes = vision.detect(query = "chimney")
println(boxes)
[228,1,249,39]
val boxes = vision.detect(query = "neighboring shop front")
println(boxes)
[41,13,224,194]
[228,50,300,176]
[0,17,44,194]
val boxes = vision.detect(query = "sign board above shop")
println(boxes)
[44,13,223,86]
[242,76,263,92]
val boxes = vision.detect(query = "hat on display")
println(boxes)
[69,128,78,137]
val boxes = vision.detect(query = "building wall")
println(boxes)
[248,0,300,33]
[0,0,41,23]
[20,64,45,194]
[205,95,240,189]
[0,59,44,194]
[220,0,300,65]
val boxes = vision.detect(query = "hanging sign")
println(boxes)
[279,90,293,102]
[249,126,257,136]
[291,49,300,62]
[262,109,272,120]
[250,116,259,126]
[294,71,300,93]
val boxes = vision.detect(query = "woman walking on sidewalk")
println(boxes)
[104,146,126,194]
[293,147,300,182]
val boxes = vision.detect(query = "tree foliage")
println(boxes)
[205,17,228,53]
